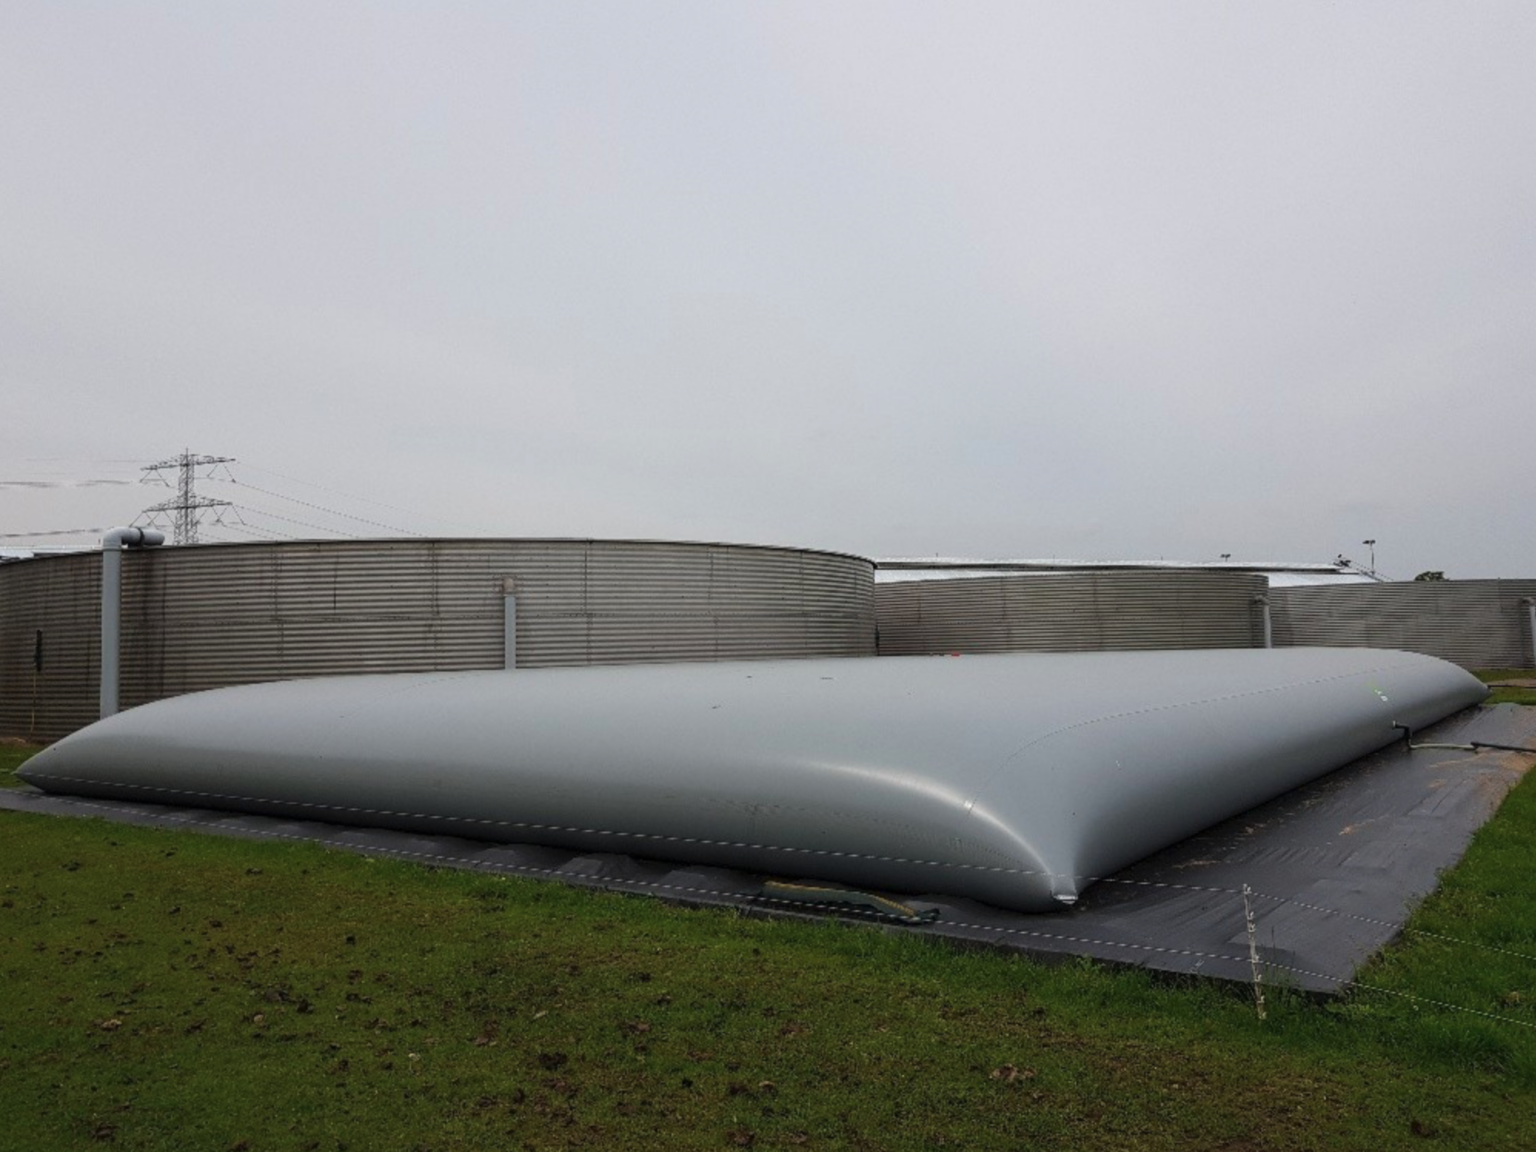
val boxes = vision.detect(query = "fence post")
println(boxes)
[1242,883,1267,1021]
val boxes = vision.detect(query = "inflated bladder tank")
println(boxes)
[19,648,1488,912]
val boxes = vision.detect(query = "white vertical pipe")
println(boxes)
[99,527,165,719]
[503,578,518,670]
[1254,595,1273,649]
[100,543,123,717]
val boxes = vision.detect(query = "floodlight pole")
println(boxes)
[101,527,165,718]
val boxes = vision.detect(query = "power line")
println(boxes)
[0,527,107,539]
[210,507,309,543]
[237,461,484,533]
[201,522,297,544]
[220,507,303,542]
[226,502,369,539]
[15,456,147,464]
[0,479,136,489]
[7,455,473,544]
[205,477,423,536]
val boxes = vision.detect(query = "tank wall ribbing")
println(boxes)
[1269,580,1536,669]
[0,554,102,742]
[1,539,875,740]
[875,571,1268,655]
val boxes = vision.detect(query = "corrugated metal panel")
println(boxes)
[2,539,876,740]
[875,571,1268,655]
[1270,580,1536,669]
[0,554,102,741]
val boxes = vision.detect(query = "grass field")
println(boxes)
[1475,669,1536,707]
[3,718,1535,1150]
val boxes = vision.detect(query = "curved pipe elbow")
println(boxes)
[102,527,166,550]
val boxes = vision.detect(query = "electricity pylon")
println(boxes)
[139,452,236,544]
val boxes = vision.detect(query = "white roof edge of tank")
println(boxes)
[872,558,1376,585]
[876,557,1355,572]
[1,537,876,565]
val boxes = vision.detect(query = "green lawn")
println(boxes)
[1475,669,1536,707]
[0,740,37,787]
[2,730,1534,1150]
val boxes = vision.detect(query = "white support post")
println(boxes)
[503,578,518,671]
[99,527,165,718]
[1253,595,1273,649]
[101,544,122,718]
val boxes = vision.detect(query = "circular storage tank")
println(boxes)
[0,538,876,741]
[1269,578,1536,669]
[875,570,1268,655]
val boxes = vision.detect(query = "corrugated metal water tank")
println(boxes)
[875,570,1268,655]
[0,539,876,741]
[0,551,102,740]
[1270,580,1536,669]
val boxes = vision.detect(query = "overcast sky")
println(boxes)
[4,3,1533,578]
